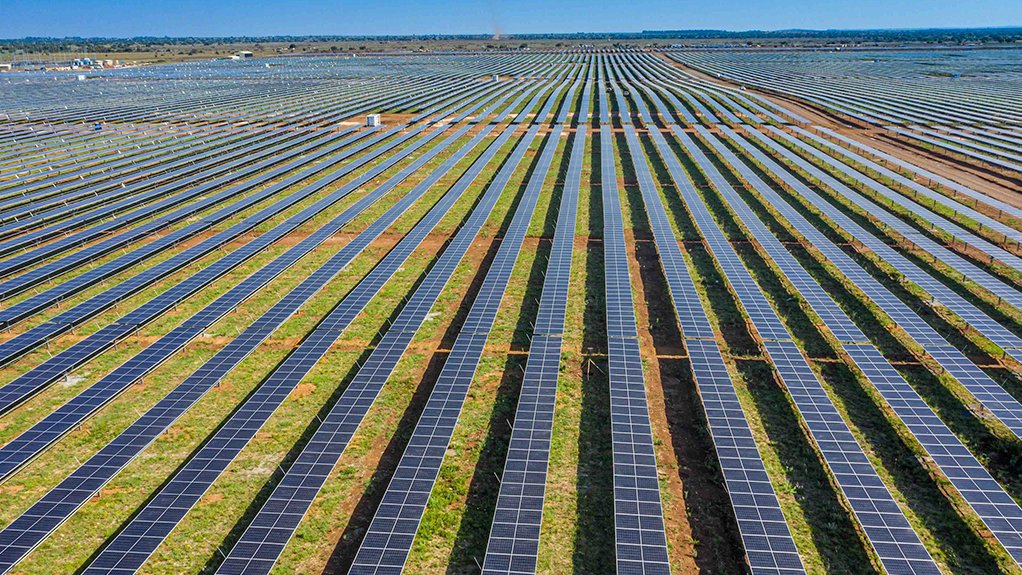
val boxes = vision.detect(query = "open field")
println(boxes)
[0,47,1022,575]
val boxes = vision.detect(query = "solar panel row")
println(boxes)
[762,126,1022,315]
[793,127,1022,244]
[715,126,1022,437]
[763,127,1022,275]
[599,122,673,575]
[725,126,1022,354]
[620,124,805,575]
[0,126,386,346]
[76,123,534,575]
[348,120,555,575]
[692,125,1022,567]
[217,68,582,575]
[0,128,342,292]
[0,121,511,575]
[0,126,409,415]
[665,125,942,575]
[481,68,590,573]
[0,124,462,481]
[0,76,545,572]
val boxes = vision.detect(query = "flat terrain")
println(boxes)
[0,47,1021,575]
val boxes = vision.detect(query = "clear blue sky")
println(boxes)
[2,0,1020,39]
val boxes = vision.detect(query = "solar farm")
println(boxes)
[0,46,1021,575]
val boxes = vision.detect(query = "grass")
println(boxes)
[0,127,499,574]
[4,72,1022,575]
[687,126,1022,574]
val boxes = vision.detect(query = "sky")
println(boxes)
[2,0,1021,39]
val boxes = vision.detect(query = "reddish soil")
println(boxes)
[653,52,1022,211]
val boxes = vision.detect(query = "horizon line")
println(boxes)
[3,25,1022,42]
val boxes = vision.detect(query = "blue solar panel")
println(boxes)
[600,126,673,575]
[622,124,805,574]
[714,125,1022,431]
[764,126,1022,275]
[6,51,1019,575]
[759,127,1022,315]
[0,127,390,375]
[0,124,461,482]
[347,121,555,575]
[666,125,941,575]
[76,122,532,575]
[725,126,1022,351]
[213,123,544,575]
[694,125,1022,568]
[0,129,333,287]
[0,127,292,248]
[0,123,512,575]
[481,107,587,574]
[794,127,1022,244]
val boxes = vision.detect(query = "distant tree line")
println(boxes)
[2,27,1020,54]
[640,27,1022,43]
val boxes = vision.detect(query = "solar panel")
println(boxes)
[0,126,391,369]
[0,127,291,246]
[893,125,1022,172]
[763,126,1022,274]
[724,126,1022,352]
[715,126,1022,424]
[0,127,410,421]
[0,127,363,299]
[0,129,331,282]
[0,124,463,482]
[691,125,1022,567]
[816,126,1022,219]
[0,122,512,575]
[75,122,535,575]
[621,124,805,574]
[609,58,653,126]
[843,345,1022,562]
[665,125,942,575]
[599,127,673,575]
[756,128,1022,316]
[347,121,555,575]
[793,127,1022,244]
[480,119,587,575]
[6,50,1019,575]
[214,121,553,575]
